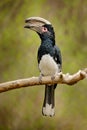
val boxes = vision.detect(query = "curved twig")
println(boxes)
[0,68,87,93]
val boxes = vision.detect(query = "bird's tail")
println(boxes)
[42,84,56,117]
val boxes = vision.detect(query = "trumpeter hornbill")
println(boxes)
[24,17,62,116]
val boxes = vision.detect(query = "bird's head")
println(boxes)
[24,17,55,41]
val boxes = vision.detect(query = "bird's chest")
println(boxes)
[38,42,55,60]
[39,54,59,76]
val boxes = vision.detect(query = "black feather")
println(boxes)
[37,24,62,116]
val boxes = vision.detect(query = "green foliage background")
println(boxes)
[0,0,87,130]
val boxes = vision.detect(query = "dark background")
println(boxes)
[0,0,87,130]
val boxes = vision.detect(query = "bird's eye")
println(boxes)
[42,27,48,32]
[43,27,47,31]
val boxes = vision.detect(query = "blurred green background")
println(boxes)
[0,0,87,130]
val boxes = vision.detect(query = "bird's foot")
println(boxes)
[39,74,43,83]
[51,75,55,80]
[51,72,60,80]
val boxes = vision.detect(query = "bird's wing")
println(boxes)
[37,46,41,64]
[54,45,62,70]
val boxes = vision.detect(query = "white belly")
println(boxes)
[39,54,60,76]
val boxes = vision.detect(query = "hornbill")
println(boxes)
[24,17,62,116]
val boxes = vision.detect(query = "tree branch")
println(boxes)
[0,68,87,93]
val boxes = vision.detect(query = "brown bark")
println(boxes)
[0,68,87,93]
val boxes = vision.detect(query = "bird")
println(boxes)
[24,17,62,117]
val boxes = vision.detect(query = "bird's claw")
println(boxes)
[51,75,55,80]
[39,74,43,83]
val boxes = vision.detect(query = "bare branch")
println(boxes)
[0,68,87,93]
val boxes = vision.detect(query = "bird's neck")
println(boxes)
[39,33,55,46]
[41,38,55,46]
